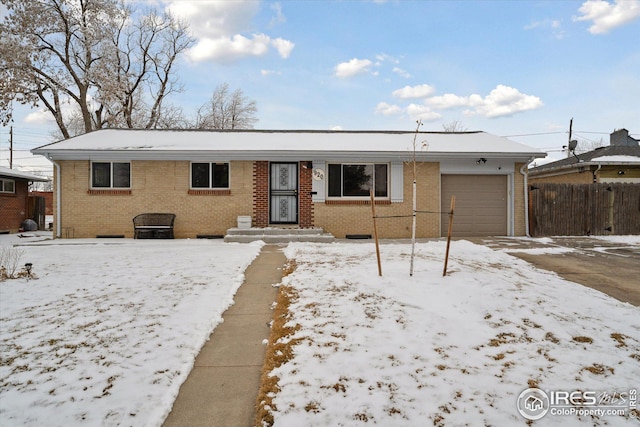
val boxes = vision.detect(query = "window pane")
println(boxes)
[328,164,342,197]
[375,164,388,197]
[212,163,229,188]
[92,163,111,188]
[5,180,14,193]
[112,163,130,188]
[192,163,210,188]
[343,164,373,197]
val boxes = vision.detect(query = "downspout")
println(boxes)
[519,157,535,237]
[49,157,61,238]
[592,163,602,183]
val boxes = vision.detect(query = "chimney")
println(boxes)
[610,128,639,147]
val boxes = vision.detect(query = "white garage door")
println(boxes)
[441,175,507,237]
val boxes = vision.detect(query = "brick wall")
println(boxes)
[56,160,253,238]
[529,170,595,184]
[54,159,529,238]
[299,162,314,228]
[0,179,29,232]
[314,162,441,238]
[253,161,269,227]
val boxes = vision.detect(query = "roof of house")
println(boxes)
[32,129,544,162]
[0,166,50,182]
[529,145,640,175]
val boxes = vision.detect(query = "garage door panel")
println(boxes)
[441,175,507,237]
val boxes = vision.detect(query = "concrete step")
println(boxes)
[225,227,327,236]
[224,227,335,243]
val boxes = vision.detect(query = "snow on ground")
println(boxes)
[267,240,640,426]
[0,236,263,427]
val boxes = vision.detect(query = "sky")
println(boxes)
[1,0,639,176]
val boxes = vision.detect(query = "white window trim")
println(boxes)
[326,162,391,200]
[90,161,132,190]
[0,178,16,193]
[189,161,231,190]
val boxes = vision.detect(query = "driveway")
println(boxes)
[467,236,640,307]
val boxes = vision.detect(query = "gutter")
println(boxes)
[520,158,535,237]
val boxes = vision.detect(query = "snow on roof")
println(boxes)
[0,166,50,181]
[32,129,543,160]
[590,155,640,163]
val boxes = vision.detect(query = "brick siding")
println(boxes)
[0,179,30,232]
[55,160,253,238]
[53,159,528,238]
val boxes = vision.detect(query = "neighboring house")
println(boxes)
[529,129,640,184]
[0,167,50,233]
[32,129,544,239]
[29,191,54,216]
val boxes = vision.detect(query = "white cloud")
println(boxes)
[379,84,542,120]
[335,58,373,78]
[574,0,640,34]
[471,85,543,118]
[406,104,442,122]
[24,109,54,124]
[188,33,271,62]
[269,2,286,27]
[375,102,402,116]
[524,19,566,39]
[164,0,294,62]
[271,38,295,58]
[426,93,481,109]
[261,69,281,76]
[165,1,257,39]
[330,125,343,130]
[375,53,399,64]
[392,84,436,99]
[392,67,412,78]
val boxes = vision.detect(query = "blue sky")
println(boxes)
[1,0,639,174]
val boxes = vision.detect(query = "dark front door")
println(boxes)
[270,162,298,224]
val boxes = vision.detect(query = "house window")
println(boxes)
[191,162,230,189]
[0,178,15,193]
[327,163,388,198]
[91,162,130,188]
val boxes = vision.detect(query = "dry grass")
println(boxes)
[254,261,303,427]
[581,363,614,376]
[610,332,627,348]
[572,336,593,344]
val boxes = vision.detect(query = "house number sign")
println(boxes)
[312,168,325,181]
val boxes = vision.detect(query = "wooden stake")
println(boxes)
[442,195,455,277]
[370,190,382,276]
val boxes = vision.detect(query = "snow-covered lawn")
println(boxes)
[0,236,263,427]
[2,235,639,426]
[265,239,640,426]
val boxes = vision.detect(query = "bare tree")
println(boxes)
[0,0,194,138]
[194,83,258,130]
[442,120,468,132]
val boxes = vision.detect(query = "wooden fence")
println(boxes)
[529,183,640,236]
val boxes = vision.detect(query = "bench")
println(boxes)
[133,213,176,239]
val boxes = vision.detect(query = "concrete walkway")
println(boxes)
[162,245,285,427]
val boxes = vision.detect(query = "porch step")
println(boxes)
[224,227,335,243]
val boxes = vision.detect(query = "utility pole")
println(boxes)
[567,118,572,158]
[9,126,13,169]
